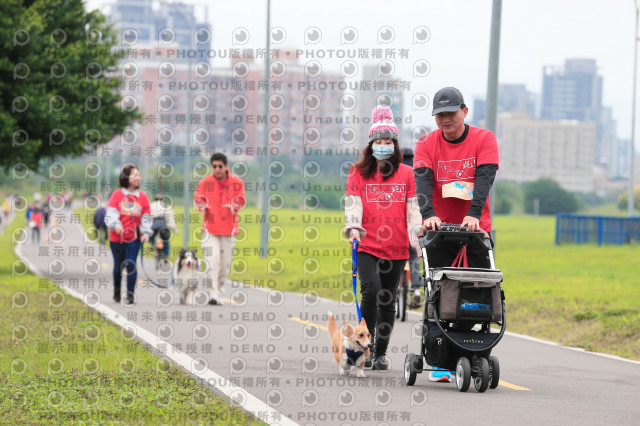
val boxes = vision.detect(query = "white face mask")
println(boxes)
[372,144,395,160]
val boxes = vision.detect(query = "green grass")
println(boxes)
[579,202,630,216]
[492,215,640,359]
[0,218,264,425]
[77,206,640,362]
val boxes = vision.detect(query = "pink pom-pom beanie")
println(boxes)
[368,104,399,143]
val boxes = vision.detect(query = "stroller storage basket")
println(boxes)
[428,268,503,322]
[404,226,507,392]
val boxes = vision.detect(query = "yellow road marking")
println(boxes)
[290,318,531,391]
[289,316,328,331]
[498,380,531,391]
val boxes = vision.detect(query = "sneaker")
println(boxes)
[372,355,389,371]
[429,367,452,383]
[364,353,374,369]
[113,295,121,303]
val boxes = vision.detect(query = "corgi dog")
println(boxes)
[327,311,372,378]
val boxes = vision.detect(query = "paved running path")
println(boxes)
[14,208,640,425]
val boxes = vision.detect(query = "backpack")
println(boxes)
[152,216,167,232]
[94,207,106,228]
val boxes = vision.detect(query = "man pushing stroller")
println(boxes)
[413,86,499,382]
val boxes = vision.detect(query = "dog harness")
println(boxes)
[345,349,364,366]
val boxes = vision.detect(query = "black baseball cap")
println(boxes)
[432,87,465,116]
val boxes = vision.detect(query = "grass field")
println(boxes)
[0,217,264,425]
[492,215,640,359]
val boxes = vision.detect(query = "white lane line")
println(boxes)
[15,238,299,426]
[504,330,640,365]
[406,305,640,365]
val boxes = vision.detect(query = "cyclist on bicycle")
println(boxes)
[150,193,179,260]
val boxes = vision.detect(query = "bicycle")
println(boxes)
[152,229,171,271]
[396,261,424,322]
[395,261,409,322]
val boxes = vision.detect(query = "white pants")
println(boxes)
[201,234,234,294]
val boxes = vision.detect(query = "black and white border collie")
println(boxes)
[174,249,222,305]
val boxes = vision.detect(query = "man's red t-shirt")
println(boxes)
[413,126,499,232]
[346,163,416,260]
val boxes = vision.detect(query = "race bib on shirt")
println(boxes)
[442,181,474,200]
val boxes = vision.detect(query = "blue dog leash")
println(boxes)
[352,240,362,321]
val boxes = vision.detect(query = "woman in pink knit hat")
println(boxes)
[344,105,422,371]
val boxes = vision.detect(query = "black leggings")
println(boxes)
[357,252,407,356]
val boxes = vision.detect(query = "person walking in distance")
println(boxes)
[29,206,43,244]
[105,165,153,304]
[194,153,246,303]
[344,104,422,371]
[42,202,50,228]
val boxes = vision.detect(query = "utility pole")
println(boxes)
[486,0,502,241]
[629,0,638,217]
[259,0,271,258]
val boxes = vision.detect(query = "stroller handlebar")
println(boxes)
[419,223,491,252]
[438,223,468,232]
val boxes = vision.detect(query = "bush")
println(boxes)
[617,186,640,211]
[495,198,512,214]
[524,178,578,214]
[494,181,523,214]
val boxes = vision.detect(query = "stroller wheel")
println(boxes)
[474,357,490,393]
[404,353,419,386]
[489,356,500,389]
[455,357,471,392]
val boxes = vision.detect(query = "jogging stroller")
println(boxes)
[403,224,506,392]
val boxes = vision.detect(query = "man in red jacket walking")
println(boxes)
[194,153,246,304]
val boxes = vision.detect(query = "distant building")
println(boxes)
[104,0,243,156]
[353,65,405,149]
[240,51,345,156]
[541,59,605,166]
[108,0,211,52]
[610,138,631,179]
[541,59,602,122]
[497,112,596,192]
[473,84,536,126]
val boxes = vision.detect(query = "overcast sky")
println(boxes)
[87,0,639,148]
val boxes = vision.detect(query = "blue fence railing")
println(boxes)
[556,214,640,245]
